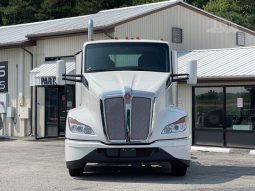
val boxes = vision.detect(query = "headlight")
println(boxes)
[68,117,95,135]
[161,117,187,134]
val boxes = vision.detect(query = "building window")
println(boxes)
[45,56,74,62]
[172,27,183,43]
[226,87,255,131]
[194,87,224,129]
[236,32,245,46]
[194,86,255,131]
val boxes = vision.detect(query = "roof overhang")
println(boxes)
[0,40,36,49]
[26,27,114,40]
[197,76,255,83]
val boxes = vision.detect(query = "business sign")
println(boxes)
[0,62,8,92]
[40,76,57,86]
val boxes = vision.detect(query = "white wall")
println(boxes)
[0,47,33,137]
[115,5,255,51]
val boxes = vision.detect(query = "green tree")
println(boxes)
[36,0,76,20]
[184,0,210,9]
[0,0,42,25]
[204,0,255,30]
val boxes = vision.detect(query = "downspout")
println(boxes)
[21,47,33,136]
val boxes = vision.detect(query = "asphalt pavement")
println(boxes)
[0,137,255,191]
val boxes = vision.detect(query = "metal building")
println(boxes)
[0,0,254,148]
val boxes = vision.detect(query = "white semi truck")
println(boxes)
[64,20,197,177]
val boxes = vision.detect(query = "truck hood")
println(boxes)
[85,71,170,96]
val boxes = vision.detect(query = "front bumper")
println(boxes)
[65,138,191,169]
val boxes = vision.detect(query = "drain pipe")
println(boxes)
[88,19,94,41]
[21,47,34,136]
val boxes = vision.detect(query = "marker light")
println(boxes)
[68,117,95,135]
[161,117,187,134]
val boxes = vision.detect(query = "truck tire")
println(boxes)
[68,168,84,177]
[171,162,187,176]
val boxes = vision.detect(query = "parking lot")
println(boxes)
[0,138,255,191]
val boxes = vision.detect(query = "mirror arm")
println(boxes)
[62,77,82,82]
[63,74,83,77]
[62,74,89,89]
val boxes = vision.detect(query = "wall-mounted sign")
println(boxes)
[40,76,57,86]
[0,62,8,93]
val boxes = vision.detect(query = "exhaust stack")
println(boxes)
[88,19,94,41]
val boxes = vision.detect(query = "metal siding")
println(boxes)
[177,84,192,135]
[36,34,107,67]
[115,5,255,51]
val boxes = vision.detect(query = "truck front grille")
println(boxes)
[131,97,151,140]
[103,96,152,143]
[104,97,126,141]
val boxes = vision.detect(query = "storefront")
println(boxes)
[178,46,255,149]
[193,85,255,148]
[30,60,75,139]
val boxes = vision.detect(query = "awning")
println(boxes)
[30,60,75,86]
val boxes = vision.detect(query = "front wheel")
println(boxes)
[171,161,187,176]
[68,168,84,177]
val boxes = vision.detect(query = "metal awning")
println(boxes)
[30,60,75,86]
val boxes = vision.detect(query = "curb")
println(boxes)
[191,146,230,153]
[192,146,255,155]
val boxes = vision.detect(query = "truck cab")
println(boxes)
[65,39,197,177]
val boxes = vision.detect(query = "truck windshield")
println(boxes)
[85,42,170,73]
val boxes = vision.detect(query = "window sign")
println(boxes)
[0,62,8,92]
[237,98,243,108]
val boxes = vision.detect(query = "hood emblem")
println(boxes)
[124,86,132,104]
[124,93,132,103]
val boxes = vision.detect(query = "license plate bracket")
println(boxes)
[119,148,136,157]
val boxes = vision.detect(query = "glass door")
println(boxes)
[45,86,75,137]
[59,86,75,136]
[193,87,224,146]
[45,88,59,137]
[226,87,255,148]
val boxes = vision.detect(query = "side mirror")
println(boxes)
[56,60,66,85]
[187,60,197,85]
